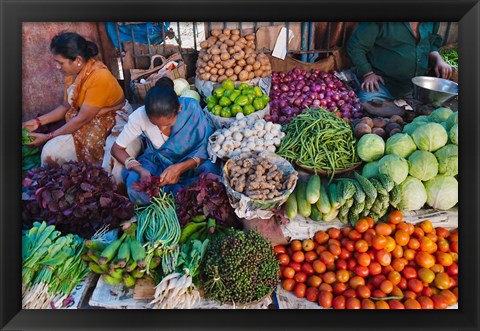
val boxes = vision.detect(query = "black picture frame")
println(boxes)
[1,0,479,330]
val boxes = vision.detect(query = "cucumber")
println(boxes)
[296,180,311,218]
[322,208,339,222]
[316,183,331,214]
[328,183,341,209]
[310,203,323,222]
[306,174,321,204]
[284,190,298,219]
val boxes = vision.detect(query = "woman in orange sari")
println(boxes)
[23,32,137,167]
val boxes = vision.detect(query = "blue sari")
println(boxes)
[123,97,220,205]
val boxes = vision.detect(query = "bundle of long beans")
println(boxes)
[277,108,360,181]
[135,191,181,275]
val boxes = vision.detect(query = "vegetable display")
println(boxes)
[83,224,151,288]
[196,29,271,83]
[151,239,209,309]
[285,172,399,225]
[208,114,284,160]
[206,79,270,117]
[266,69,362,124]
[175,173,240,228]
[276,211,459,309]
[225,155,297,200]
[440,47,458,69]
[179,215,229,244]
[22,222,89,309]
[22,161,134,238]
[277,108,360,179]
[201,229,279,304]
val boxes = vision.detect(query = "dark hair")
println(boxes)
[145,86,180,118]
[155,77,175,89]
[50,32,99,61]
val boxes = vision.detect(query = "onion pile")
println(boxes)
[265,68,363,124]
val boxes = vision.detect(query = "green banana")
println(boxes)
[207,218,216,234]
[191,215,207,223]
[108,268,125,280]
[179,221,207,243]
[81,254,92,262]
[98,233,126,266]
[129,238,146,268]
[130,268,145,279]
[85,239,107,252]
[125,260,137,273]
[89,262,106,274]
[122,272,136,287]
[148,256,161,270]
[103,274,122,286]
[117,240,131,268]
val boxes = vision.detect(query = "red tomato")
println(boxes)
[332,295,346,309]
[305,287,319,302]
[422,286,434,297]
[314,231,329,245]
[417,296,434,309]
[402,266,418,280]
[320,251,335,265]
[354,265,369,278]
[356,285,371,299]
[375,249,392,266]
[431,294,448,309]
[282,279,296,292]
[302,239,315,252]
[397,277,408,290]
[446,262,458,276]
[333,282,347,295]
[347,258,357,271]
[312,260,327,274]
[391,285,404,297]
[336,259,348,270]
[294,271,307,283]
[372,234,387,250]
[301,262,315,275]
[368,261,382,276]
[355,219,370,233]
[435,227,450,238]
[307,275,322,288]
[389,300,405,309]
[323,271,337,284]
[407,279,424,293]
[343,289,357,298]
[372,275,387,288]
[388,210,403,224]
[290,240,302,252]
[318,291,333,308]
[328,228,341,239]
[277,253,290,266]
[328,238,341,247]
[375,223,393,236]
[293,283,307,298]
[319,283,333,293]
[344,240,356,252]
[288,261,302,272]
[349,276,366,289]
[355,240,369,253]
[346,297,361,309]
[291,251,305,263]
[274,245,287,255]
[381,265,394,276]
[348,230,362,241]
[380,280,394,294]
[282,267,295,279]
[341,226,353,238]
[361,299,376,309]
[329,244,342,257]
[304,251,318,263]
[357,252,371,267]
[439,289,458,306]
[336,269,350,283]
[371,289,386,299]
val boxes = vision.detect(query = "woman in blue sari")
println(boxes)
[111,80,219,205]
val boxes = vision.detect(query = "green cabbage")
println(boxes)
[408,150,438,181]
[424,175,458,210]
[385,133,417,158]
[356,134,385,162]
[181,89,201,102]
[173,78,190,96]
[446,112,458,130]
[378,154,409,184]
[411,122,448,152]
[450,124,458,145]
[402,122,423,136]
[429,107,453,123]
[434,144,458,176]
[362,161,380,178]
[398,176,428,211]
[412,115,430,123]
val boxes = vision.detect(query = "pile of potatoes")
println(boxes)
[226,156,296,200]
[196,28,272,83]
[353,115,405,140]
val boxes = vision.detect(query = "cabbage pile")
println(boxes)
[359,108,458,211]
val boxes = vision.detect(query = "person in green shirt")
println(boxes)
[346,22,453,102]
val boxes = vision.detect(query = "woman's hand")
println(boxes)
[159,164,182,186]
[134,166,151,182]
[361,72,385,93]
[22,119,39,132]
[26,132,48,146]
[434,58,453,79]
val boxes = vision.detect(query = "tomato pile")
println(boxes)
[275,210,459,309]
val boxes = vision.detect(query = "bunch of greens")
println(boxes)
[200,229,279,304]
[22,128,40,171]
[440,47,458,69]
[175,173,240,228]
[22,221,90,309]
[22,161,134,238]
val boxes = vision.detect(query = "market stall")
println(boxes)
[21,23,459,310]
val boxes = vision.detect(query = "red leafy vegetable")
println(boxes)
[175,173,240,228]
[130,176,163,200]
[22,161,134,238]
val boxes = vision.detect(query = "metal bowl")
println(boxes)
[412,76,458,106]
